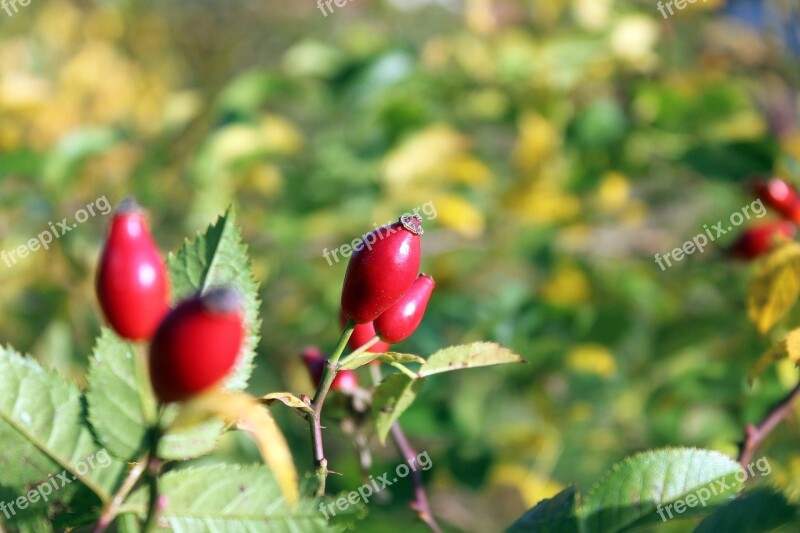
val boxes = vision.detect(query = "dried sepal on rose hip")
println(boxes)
[341,214,423,324]
[302,347,359,392]
[730,221,797,260]
[96,197,170,341]
[374,274,435,343]
[149,286,245,403]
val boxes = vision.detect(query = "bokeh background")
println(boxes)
[1,0,800,531]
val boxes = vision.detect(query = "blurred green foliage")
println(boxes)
[1,0,800,530]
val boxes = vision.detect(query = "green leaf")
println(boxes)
[0,346,126,504]
[122,464,331,532]
[581,448,744,532]
[506,486,580,533]
[418,342,525,378]
[87,329,156,461]
[693,489,799,533]
[371,373,424,444]
[160,208,262,460]
[167,207,261,391]
[338,351,424,371]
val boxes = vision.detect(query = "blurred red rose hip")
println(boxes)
[731,221,797,260]
[96,197,170,341]
[149,287,244,403]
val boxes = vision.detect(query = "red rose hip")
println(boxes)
[96,198,170,341]
[730,221,797,260]
[149,286,245,403]
[374,274,435,343]
[753,178,800,220]
[341,214,423,323]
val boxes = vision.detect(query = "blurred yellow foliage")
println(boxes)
[434,194,486,239]
[609,15,659,72]
[513,113,561,173]
[383,125,467,186]
[489,463,564,508]
[594,171,631,214]
[210,115,303,165]
[567,344,617,378]
[540,263,591,306]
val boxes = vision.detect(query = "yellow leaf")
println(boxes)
[748,328,800,383]
[747,242,800,334]
[171,389,299,506]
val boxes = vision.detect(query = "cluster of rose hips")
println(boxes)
[95,198,246,403]
[731,177,799,260]
[95,200,434,405]
[302,214,436,391]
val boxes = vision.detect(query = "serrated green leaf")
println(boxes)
[160,208,262,461]
[693,489,799,533]
[167,207,261,391]
[418,342,524,378]
[122,464,331,532]
[338,351,424,371]
[87,329,156,461]
[581,448,744,533]
[506,486,580,533]
[0,346,126,504]
[371,373,424,444]
[157,409,224,461]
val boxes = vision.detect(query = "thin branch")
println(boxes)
[390,423,442,533]
[370,364,442,533]
[93,456,148,532]
[309,321,355,496]
[738,379,800,467]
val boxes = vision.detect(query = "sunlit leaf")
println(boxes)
[170,390,299,505]
[418,342,524,378]
[748,328,800,383]
[747,241,800,334]
[261,392,313,415]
